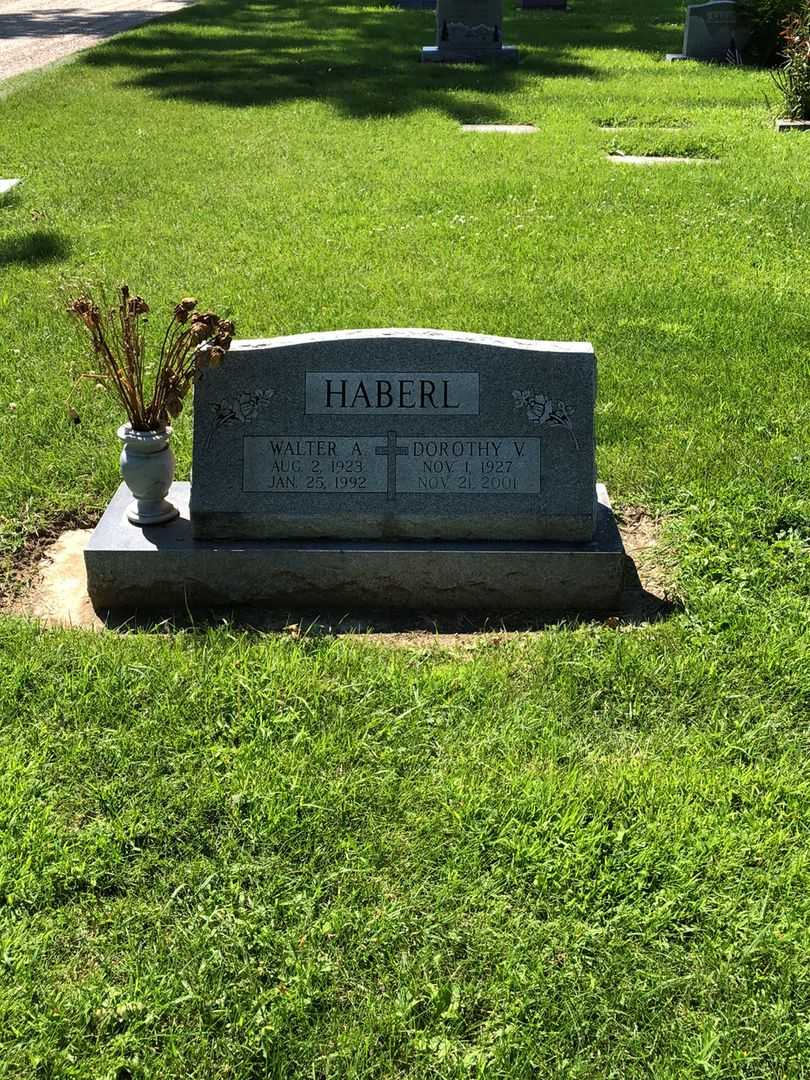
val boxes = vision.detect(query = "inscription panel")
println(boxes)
[305,371,479,415]
[397,438,541,494]
[243,434,542,497]
[243,436,388,494]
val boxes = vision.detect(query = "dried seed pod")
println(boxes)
[165,394,184,418]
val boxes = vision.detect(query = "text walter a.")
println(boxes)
[305,371,480,415]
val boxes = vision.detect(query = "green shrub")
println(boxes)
[772,3,810,116]
[738,0,797,63]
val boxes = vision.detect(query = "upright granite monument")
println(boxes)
[667,1,751,62]
[84,330,625,612]
[422,0,518,63]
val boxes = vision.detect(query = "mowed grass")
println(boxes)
[0,0,809,1075]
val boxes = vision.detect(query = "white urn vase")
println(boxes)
[118,424,179,526]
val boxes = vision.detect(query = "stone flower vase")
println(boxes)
[118,423,179,526]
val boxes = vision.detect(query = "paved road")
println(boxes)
[0,0,196,80]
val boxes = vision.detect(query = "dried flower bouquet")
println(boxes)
[68,285,234,431]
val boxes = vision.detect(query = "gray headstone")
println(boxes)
[422,0,518,62]
[190,329,596,543]
[673,1,750,61]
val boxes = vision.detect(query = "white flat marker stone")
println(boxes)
[461,124,538,134]
[607,154,717,165]
[0,179,21,195]
[599,126,687,132]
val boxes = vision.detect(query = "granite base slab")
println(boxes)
[664,52,734,61]
[85,483,624,613]
[421,45,519,62]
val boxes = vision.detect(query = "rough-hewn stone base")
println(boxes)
[85,483,625,612]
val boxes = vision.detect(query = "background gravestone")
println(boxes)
[422,0,518,62]
[667,1,751,61]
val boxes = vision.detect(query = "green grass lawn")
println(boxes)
[0,0,809,1075]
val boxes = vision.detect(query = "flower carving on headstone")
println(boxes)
[206,388,275,447]
[513,389,579,450]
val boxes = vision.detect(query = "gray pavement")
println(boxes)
[0,0,196,80]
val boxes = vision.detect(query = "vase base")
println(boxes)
[126,500,180,526]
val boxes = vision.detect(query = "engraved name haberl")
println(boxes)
[324,378,459,409]
[305,371,480,415]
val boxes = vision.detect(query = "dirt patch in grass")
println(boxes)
[1,510,99,613]
[10,508,679,642]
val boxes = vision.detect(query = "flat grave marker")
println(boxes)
[607,154,718,165]
[461,124,537,133]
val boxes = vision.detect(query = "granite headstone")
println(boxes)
[667,1,750,61]
[189,330,595,542]
[84,329,625,612]
[422,0,518,62]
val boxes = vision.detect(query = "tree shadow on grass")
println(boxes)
[519,0,687,56]
[77,0,692,120]
[0,230,70,267]
[79,0,600,120]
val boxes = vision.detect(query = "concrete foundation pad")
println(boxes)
[85,482,625,612]
[421,45,519,63]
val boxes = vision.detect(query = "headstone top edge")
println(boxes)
[230,329,595,355]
